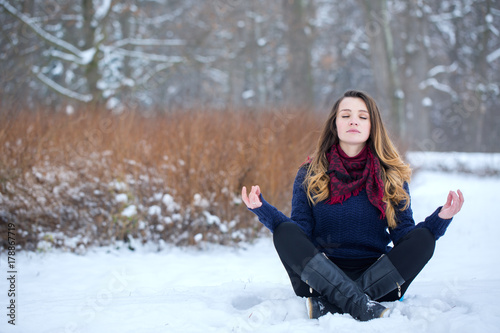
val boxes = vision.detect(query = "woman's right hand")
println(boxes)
[241,185,263,209]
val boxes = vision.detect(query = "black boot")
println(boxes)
[355,254,405,301]
[301,253,389,321]
[306,296,342,319]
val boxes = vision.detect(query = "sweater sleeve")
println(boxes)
[389,182,453,244]
[248,167,315,237]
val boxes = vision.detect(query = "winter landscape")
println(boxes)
[1,1,500,332]
[2,156,500,333]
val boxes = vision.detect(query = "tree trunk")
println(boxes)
[475,0,491,151]
[283,0,314,108]
[359,0,405,139]
[403,1,431,148]
[82,0,100,104]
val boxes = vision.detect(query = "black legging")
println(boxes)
[273,222,436,302]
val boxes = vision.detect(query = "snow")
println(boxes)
[427,62,458,77]
[203,211,221,226]
[115,193,128,203]
[407,151,500,175]
[66,105,75,115]
[34,70,93,102]
[113,47,184,63]
[242,90,255,99]
[79,48,97,65]
[112,38,186,49]
[257,38,267,47]
[421,97,432,107]
[0,0,81,55]
[162,194,179,212]
[147,205,161,217]
[109,180,127,192]
[193,193,209,208]
[487,47,500,63]
[94,0,112,22]
[0,0,98,67]
[194,233,203,243]
[105,97,120,110]
[433,19,456,46]
[121,205,137,217]
[395,89,405,99]
[2,169,500,332]
[419,78,457,99]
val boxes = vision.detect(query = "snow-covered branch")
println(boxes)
[34,69,93,102]
[136,63,177,87]
[487,48,500,63]
[193,55,217,64]
[113,48,184,63]
[419,78,458,99]
[427,62,458,77]
[0,0,82,57]
[142,7,187,25]
[112,38,186,49]
[94,0,112,23]
[48,48,97,66]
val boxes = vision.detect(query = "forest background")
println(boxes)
[1,0,499,251]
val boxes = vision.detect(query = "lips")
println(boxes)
[347,129,361,133]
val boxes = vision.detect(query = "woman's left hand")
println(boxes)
[438,189,464,219]
[241,185,263,209]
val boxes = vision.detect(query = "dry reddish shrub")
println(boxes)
[0,107,322,251]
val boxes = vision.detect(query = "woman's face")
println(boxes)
[335,97,371,153]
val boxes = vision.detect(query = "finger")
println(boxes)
[241,186,250,206]
[453,190,464,213]
[458,189,465,208]
[251,186,261,200]
[253,185,260,195]
[443,191,453,208]
[250,191,260,205]
[449,191,460,213]
[255,185,261,196]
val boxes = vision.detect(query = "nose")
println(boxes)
[350,119,358,126]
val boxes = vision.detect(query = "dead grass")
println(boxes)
[0,106,322,251]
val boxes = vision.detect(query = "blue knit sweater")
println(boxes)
[250,167,452,259]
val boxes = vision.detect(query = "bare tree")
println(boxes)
[1,0,499,151]
[283,0,315,108]
[0,0,186,110]
[358,0,405,138]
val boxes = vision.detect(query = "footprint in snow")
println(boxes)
[231,295,263,310]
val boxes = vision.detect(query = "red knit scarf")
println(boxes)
[326,144,386,219]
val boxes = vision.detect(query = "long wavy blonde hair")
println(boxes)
[305,90,411,228]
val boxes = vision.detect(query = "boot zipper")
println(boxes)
[306,279,313,294]
[397,282,401,298]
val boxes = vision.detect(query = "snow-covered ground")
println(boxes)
[2,170,500,333]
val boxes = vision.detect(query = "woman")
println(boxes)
[241,90,464,321]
